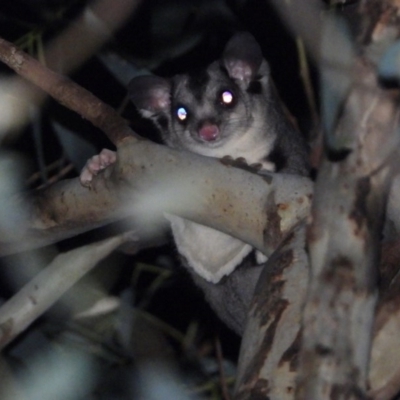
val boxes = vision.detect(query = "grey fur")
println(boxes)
[128,32,309,335]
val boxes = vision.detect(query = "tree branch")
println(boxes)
[0,35,313,258]
[0,36,136,145]
[293,0,400,395]
[0,232,134,349]
[0,137,313,256]
[234,2,400,399]
[235,222,308,399]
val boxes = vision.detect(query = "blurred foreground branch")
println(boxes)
[0,232,134,349]
[0,37,135,145]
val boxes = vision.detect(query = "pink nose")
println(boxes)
[198,124,219,141]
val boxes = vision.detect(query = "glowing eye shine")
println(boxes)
[176,107,188,121]
[221,90,234,105]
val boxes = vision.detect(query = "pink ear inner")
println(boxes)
[225,60,253,82]
[149,87,170,111]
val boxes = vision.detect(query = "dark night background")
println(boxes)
[0,0,334,398]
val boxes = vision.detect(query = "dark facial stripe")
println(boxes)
[187,69,210,102]
[156,115,169,131]
[247,80,263,94]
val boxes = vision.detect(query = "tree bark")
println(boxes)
[235,1,400,399]
[235,222,308,399]
[2,2,400,398]
[296,61,398,399]
[0,137,313,256]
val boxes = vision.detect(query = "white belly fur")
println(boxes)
[165,214,267,283]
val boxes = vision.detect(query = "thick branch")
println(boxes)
[296,61,399,399]
[0,137,313,257]
[234,2,400,396]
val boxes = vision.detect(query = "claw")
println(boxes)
[79,149,117,187]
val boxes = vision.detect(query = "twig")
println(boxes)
[296,37,319,131]
[215,335,231,400]
[35,163,75,189]
[26,157,70,186]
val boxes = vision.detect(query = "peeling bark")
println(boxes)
[295,62,399,400]
[369,239,400,399]
[235,223,308,400]
[235,2,400,399]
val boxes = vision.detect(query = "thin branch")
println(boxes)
[295,37,320,132]
[215,335,232,400]
[0,36,136,145]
